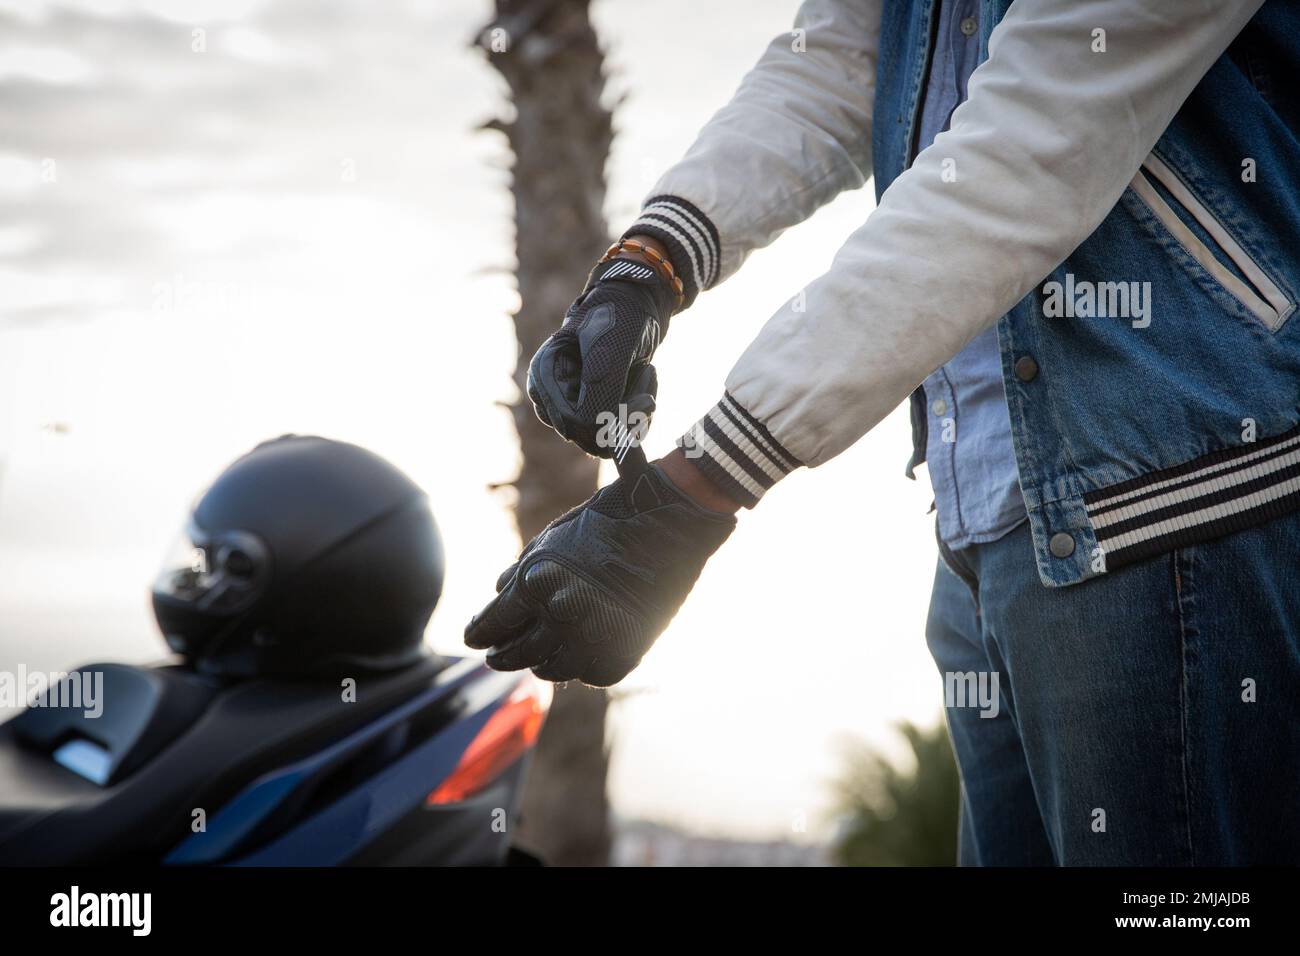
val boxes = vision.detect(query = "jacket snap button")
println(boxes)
[1049,532,1075,558]
[931,398,947,416]
[1014,355,1039,382]
[960,16,977,36]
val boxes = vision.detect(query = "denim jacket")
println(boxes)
[627,0,1297,587]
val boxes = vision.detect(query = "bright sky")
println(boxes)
[0,0,943,841]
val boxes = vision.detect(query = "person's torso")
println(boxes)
[876,0,1300,587]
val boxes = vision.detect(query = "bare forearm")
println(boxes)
[656,447,743,515]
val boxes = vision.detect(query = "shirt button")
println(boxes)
[1014,355,1039,382]
[960,16,978,37]
[1049,532,1075,558]
[931,399,947,416]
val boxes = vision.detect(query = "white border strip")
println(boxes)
[1132,155,1292,330]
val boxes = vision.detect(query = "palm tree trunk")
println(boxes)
[477,0,613,867]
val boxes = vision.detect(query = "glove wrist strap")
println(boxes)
[595,239,685,311]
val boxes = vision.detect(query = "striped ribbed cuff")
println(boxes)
[623,195,721,309]
[678,393,802,508]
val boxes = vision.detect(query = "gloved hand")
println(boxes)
[464,464,735,686]
[527,256,678,458]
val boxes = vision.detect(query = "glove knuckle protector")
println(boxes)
[466,465,734,686]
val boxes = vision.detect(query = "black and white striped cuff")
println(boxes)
[678,393,802,508]
[623,195,721,308]
[1085,423,1300,571]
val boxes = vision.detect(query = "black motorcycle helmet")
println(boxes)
[151,435,444,677]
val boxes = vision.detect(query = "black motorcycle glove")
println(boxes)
[527,258,678,458]
[464,464,735,687]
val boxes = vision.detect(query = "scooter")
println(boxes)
[0,653,547,866]
[0,436,549,866]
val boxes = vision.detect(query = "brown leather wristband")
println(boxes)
[598,236,685,310]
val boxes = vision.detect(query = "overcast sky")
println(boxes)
[0,0,945,841]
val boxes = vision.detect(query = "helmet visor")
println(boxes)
[153,522,269,615]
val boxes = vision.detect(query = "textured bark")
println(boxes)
[477,0,613,867]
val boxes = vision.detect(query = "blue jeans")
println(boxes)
[926,513,1300,865]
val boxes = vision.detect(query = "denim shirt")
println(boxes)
[916,0,1027,549]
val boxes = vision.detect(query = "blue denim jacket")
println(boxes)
[883,0,1300,585]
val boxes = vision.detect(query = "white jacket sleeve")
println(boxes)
[623,0,882,305]
[679,0,1264,507]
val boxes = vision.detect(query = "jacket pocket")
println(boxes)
[1129,152,1294,332]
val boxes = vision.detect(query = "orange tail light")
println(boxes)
[426,677,550,805]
